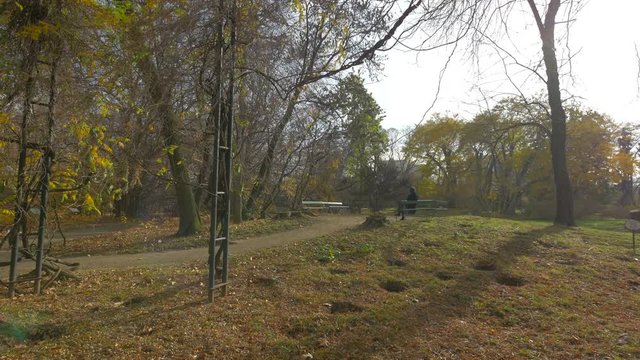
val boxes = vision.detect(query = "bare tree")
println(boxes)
[406,0,582,225]
[242,0,424,216]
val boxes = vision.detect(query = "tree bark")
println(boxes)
[8,37,40,297]
[138,52,201,236]
[231,99,247,224]
[164,113,202,235]
[230,115,245,223]
[527,0,575,226]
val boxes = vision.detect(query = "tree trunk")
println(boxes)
[163,113,202,235]
[230,122,245,223]
[542,25,575,225]
[528,0,575,226]
[230,72,249,223]
[114,184,143,219]
[292,154,315,210]
[137,51,201,236]
[194,143,211,209]
[8,38,39,297]
[244,87,302,215]
[618,128,635,206]
[619,178,634,206]
[230,175,243,223]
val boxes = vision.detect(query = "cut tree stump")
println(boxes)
[361,213,389,228]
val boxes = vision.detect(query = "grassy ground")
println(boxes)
[1,215,639,359]
[49,215,314,257]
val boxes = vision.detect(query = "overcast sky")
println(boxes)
[366,1,640,131]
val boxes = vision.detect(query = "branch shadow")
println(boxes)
[74,276,212,337]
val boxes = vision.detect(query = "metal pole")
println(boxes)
[35,55,57,294]
[8,223,20,297]
[221,0,237,296]
[34,153,51,294]
[208,0,225,303]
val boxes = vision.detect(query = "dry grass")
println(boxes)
[1,215,639,359]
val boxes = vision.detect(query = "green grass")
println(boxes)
[1,215,639,359]
[577,216,626,233]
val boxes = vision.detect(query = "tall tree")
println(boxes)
[405,114,465,205]
[408,0,581,224]
[243,0,423,216]
[119,1,203,235]
[565,108,615,199]
[332,74,387,210]
[526,0,576,226]
[615,125,637,206]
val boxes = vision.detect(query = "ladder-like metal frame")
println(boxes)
[7,51,58,297]
[208,110,232,302]
[208,0,236,303]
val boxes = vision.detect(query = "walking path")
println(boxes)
[3,215,365,274]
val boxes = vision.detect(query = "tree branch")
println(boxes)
[297,0,423,88]
[526,0,544,34]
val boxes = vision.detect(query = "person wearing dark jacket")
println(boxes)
[407,186,418,214]
[400,186,418,220]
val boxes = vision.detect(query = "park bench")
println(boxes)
[398,199,448,220]
[302,201,350,213]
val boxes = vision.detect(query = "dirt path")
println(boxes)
[52,215,365,271]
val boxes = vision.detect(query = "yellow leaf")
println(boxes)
[82,193,102,215]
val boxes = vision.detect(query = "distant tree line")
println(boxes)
[405,98,639,219]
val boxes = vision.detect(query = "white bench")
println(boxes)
[302,201,349,213]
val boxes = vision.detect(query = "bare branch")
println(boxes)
[297,0,424,88]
